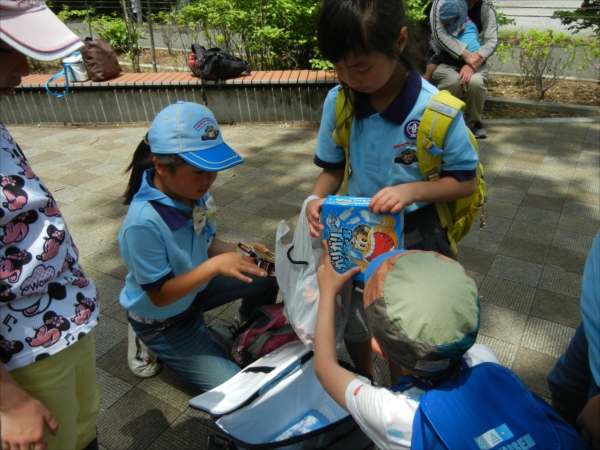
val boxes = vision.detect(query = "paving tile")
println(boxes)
[102,302,128,325]
[95,315,127,359]
[563,200,600,222]
[566,187,600,206]
[552,229,596,255]
[138,366,200,412]
[97,339,143,387]
[489,175,531,192]
[148,414,214,450]
[475,335,518,368]
[545,245,589,276]
[456,246,496,273]
[488,255,543,287]
[228,214,280,238]
[521,317,575,358]
[246,182,293,201]
[81,244,128,280]
[97,388,181,450]
[215,206,252,227]
[558,213,600,236]
[507,220,556,246]
[70,231,111,259]
[520,194,565,213]
[479,301,528,345]
[514,206,560,229]
[465,270,486,288]
[486,186,525,204]
[498,236,548,265]
[511,348,557,398]
[479,276,536,313]
[483,200,519,219]
[538,266,582,298]
[459,228,504,253]
[96,199,130,219]
[498,167,536,181]
[226,195,272,213]
[210,186,244,207]
[255,201,302,221]
[530,289,582,328]
[97,367,134,415]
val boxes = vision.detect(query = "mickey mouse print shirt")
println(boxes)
[0,124,99,371]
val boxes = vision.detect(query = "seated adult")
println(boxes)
[430,0,498,138]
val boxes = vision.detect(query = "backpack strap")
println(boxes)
[416,90,476,255]
[45,64,77,98]
[332,87,355,196]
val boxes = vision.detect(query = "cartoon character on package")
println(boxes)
[322,196,404,281]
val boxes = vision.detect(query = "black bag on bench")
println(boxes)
[188,44,251,82]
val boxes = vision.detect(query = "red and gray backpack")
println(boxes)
[231,303,300,367]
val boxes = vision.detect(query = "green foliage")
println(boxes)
[512,29,592,99]
[488,0,515,28]
[57,5,93,23]
[487,41,513,73]
[92,13,146,55]
[552,0,600,37]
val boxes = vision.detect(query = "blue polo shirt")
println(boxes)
[119,169,216,319]
[314,71,478,214]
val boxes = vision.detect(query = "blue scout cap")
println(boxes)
[439,0,468,35]
[363,250,480,377]
[148,101,243,172]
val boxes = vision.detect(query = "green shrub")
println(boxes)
[513,29,594,99]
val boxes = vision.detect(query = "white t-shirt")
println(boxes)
[345,344,499,449]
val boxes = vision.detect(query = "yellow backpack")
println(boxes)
[332,88,487,255]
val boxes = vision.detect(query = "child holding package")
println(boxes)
[314,246,586,449]
[119,101,278,392]
[307,0,479,382]
[423,0,482,81]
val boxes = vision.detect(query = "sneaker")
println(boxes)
[469,123,487,139]
[127,323,161,378]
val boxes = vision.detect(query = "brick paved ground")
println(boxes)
[6,117,599,449]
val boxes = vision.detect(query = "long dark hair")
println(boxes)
[317,0,422,124]
[122,135,185,205]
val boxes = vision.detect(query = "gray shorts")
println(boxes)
[343,282,371,343]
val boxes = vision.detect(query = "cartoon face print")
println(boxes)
[62,253,75,273]
[1,175,27,211]
[66,267,90,289]
[36,224,65,262]
[38,183,61,218]
[394,149,418,165]
[0,210,38,245]
[10,280,67,318]
[71,292,96,325]
[351,224,370,252]
[0,335,24,364]
[3,146,38,180]
[0,284,16,303]
[25,311,71,348]
[351,216,399,271]
[201,125,219,141]
[0,247,32,283]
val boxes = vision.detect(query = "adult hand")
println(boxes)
[1,389,59,450]
[213,252,267,283]
[306,197,326,238]
[461,50,483,70]
[578,394,600,450]
[459,64,475,84]
[317,240,360,301]
[369,183,418,215]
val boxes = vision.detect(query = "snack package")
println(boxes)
[322,196,404,281]
[237,243,276,277]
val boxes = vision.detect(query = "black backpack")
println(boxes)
[188,44,251,82]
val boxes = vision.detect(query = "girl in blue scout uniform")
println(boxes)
[306,0,480,383]
[119,101,278,393]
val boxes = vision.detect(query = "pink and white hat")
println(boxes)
[0,0,83,61]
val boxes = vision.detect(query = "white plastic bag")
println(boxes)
[275,195,350,349]
[62,52,89,82]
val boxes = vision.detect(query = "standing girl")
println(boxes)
[119,101,278,392]
[307,0,479,383]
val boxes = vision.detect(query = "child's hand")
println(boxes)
[306,197,326,238]
[211,252,267,283]
[370,183,419,214]
[317,240,360,300]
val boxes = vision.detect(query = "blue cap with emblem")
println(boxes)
[148,101,243,172]
[439,0,468,36]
